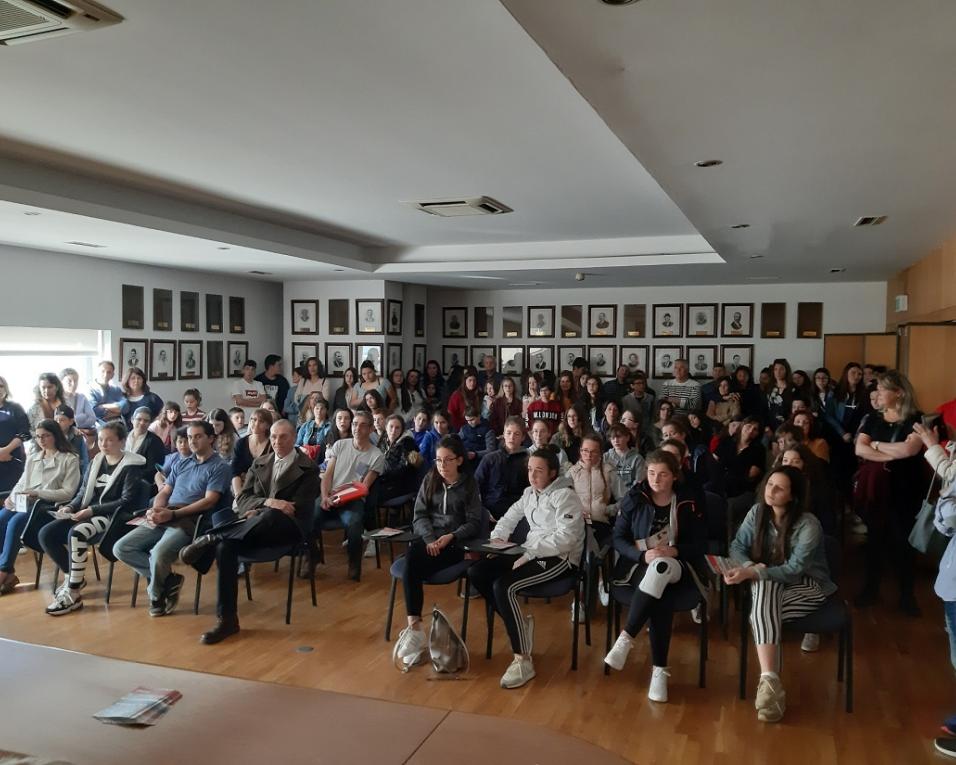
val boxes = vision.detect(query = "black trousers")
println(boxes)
[862,508,916,602]
[621,564,697,667]
[213,510,301,618]
[401,540,465,617]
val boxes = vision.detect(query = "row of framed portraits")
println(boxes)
[291,341,425,379]
[119,338,253,381]
[291,299,424,337]
[439,303,758,340]
[439,344,755,380]
[121,287,248,335]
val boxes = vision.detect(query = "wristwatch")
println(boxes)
[872,441,880,452]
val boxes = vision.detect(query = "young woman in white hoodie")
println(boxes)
[469,445,585,689]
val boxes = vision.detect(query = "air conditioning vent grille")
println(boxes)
[0,1,50,33]
[854,215,887,227]
[407,196,513,217]
[0,0,121,44]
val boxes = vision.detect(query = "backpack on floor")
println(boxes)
[428,606,469,674]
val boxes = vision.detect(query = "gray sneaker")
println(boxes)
[500,656,535,689]
[755,674,786,722]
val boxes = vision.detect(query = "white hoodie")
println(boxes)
[491,475,585,564]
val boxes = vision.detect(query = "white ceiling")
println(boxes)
[0,0,953,287]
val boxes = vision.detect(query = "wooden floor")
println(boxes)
[0,536,948,764]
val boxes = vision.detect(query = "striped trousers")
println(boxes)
[749,576,828,645]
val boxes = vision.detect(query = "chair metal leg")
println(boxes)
[193,573,202,615]
[485,600,494,659]
[571,585,580,671]
[837,625,845,682]
[604,596,614,676]
[699,600,708,689]
[274,559,280,573]
[738,591,748,700]
[385,576,397,641]
[317,531,326,565]
[91,548,101,581]
[33,552,43,589]
[461,574,470,642]
[845,607,854,712]
[374,540,381,570]
[52,566,60,592]
[285,552,295,625]
[131,572,140,608]
[105,561,114,604]
[244,567,253,601]
[308,547,317,606]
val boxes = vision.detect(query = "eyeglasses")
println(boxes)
[435,457,460,465]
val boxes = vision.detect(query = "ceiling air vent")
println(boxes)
[65,240,105,248]
[409,196,513,217]
[854,215,887,227]
[0,0,122,45]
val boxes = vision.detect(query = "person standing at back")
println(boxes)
[255,354,290,415]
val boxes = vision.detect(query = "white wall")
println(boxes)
[0,244,283,410]
[425,282,888,382]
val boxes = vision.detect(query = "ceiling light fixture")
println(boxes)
[854,215,887,227]
[830,267,846,273]
[247,270,271,275]
[23,211,41,216]
[694,159,723,168]
[599,0,640,5]
[65,241,105,248]
[333,268,345,272]
[730,223,750,230]
[749,254,764,259]
[218,246,231,250]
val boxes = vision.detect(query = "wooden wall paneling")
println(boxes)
[903,324,956,411]
[862,334,898,369]
[824,334,864,375]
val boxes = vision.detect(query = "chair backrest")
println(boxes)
[704,491,727,541]
[822,534,841,584]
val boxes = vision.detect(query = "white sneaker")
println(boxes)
[523,613,534,654]
[364,540,377,558]
[604,631,635,671]
[755,673,786,722]
[500,656,535,689]
[691,604,703,624]
[392,626,427,670]
[570,601,586,624]
[648,666,670,703]
[800,632,820,652]
[46,587,83,616]
[598,580,609,608]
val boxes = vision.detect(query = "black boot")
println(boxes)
[179,534,221,567]
[200,615,240,644]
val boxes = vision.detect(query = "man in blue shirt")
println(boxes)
[114,420,231,616]
[87,360,124,427]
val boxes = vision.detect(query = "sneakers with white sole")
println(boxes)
[392,626,428,671]
[45,586,83,616]
[755,673,786,722]
[500,656,535,689]
[604,631,635,671]
[800,632,820,652]
[364,540,377,558]
[691,604,703,624]
[598,580,610,608]
[648,666,670,703]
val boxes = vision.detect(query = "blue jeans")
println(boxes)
[0,507,29,573]
[943,601,956,731]
[315,498,368,574]
[113,522,193,601]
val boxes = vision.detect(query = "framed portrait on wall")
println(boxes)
[619,345,649,376]
[527,345,554,373]
[149,339,176,381]
[652,304,683,338]
[206,341,224,379]
[180,291,199,332]
[471,345,495,370]
[119,338,148,379]
[122,285,144,330]
[721,303,754,338]
[356,299,384,335]
[527,306,555,338]
[387,300,403,336]
[291,300,319,335]
[502,306,522,338]
[356,343,384,375]
[229,296,245,334]
[652,345,683,379]
[292,342,320,371]
[588,306,616,338]
[414,304,425,338]
[558,345,584,371]
[622,304,647,338]
[721,344,754,374]
[561,305,582,338]
[587,345,615,377]
[443,307,467,338]
[442,345,467,372]
[499,346,524,376]
[329,299,349,335]
[474,307,493,338]
[386,343,402,373]
[227,341,249,378]
[685,304,717,338]
[413,344,426,372]
[178,340,203,380]
[686,345,718,380]
[205,294,223,333]
[325,344,351,377]
[153,288,173,331]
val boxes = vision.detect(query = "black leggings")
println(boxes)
[621,564,697,667]
[862,509,916,602]
[401,540,465,618]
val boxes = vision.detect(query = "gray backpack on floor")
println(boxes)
[429,606,469,674]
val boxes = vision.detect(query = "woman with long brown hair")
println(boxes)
[447,367,481,431]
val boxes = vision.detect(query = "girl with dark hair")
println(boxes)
[377,414,422,506]
[810,368,833,421]
[392,434,481,669]
[119,367,163,428]
[733,365,763,420]
[556,371,576,413]
[578,375,604,431]
[360,389,387,418]
[469,445,585,689]
[421,360,445,403]
[447,368,481,431]
[0,419,80,593]
[331,366,358,414]
[706,376,741,427]
[350,360,395,412]
[230,408,274,499]
[207,408,237,465]
[296,356,331,408]
[490,376,523,437]
[322,408,354,468]
[791,370,813,402]
[295,399,331,461]
[552,404,588,464]
[481,378,499,421]
[765,359,795,433]
[149,401,183,451]
[53,405,89,476]
[604,449,706,704]
[394,368,424,425]
[181,388,205,424]
[419,410,451,469]
[825,362,869,489]
[650,400,675,447]
[726,466,834,723]
[28,372,64,431]
[715,417,765,500]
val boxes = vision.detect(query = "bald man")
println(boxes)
[179,418,320,644]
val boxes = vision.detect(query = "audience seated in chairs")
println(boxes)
[148,401,183,452]
[54,405,89,476]
[0,418,80,595]
[603,424,646,505]
[551,404,587,464]
[725,466,834,723]
[418,410,451,469]
[181,388,206,424]
[178,418,319,644]
[316,410,383,582]
[392,435,481,669]
[0,375,30,496]
[529,419,569,475]
[113,420,231,617]
[458,407,496,469]
[156,427,190,492]
[469,445,585,689]
[489,376,522,437]
[295,399,331,458]
[230,408,274,500]
[376,414,422,511]
[59,367,96,431]
[127,406,167,484]
[119,367,164,429]
[27,372,64,432]
[39,420,146,615]
[604,449,707,704]
[475,416,529,522]
[207,408,238,466]
[88,360,124,428]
